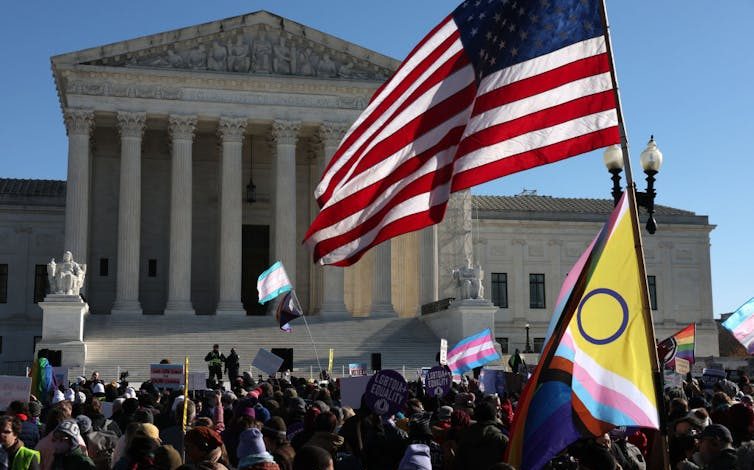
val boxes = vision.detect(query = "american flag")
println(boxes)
[305,0,620,266]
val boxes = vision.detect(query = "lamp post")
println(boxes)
[603,136,664,234]
[524,323,533,353]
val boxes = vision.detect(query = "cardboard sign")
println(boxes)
[339,375,372,409]
[440,339,448,366]
[188,372,208,391]
[348,363,367,377]
[252,349,285,376]
[149,364,184,390]
[479,368,507,396]
[0,376,31,411]
[424,366,452,397]
[365,370,408,416]
[664,369,683,389]
[675,357,690,375]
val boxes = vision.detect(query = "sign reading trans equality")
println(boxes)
[365,370,408,416]
[149,364,184,390]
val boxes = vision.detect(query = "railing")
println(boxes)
[420,298,455,316]
[0,361,31,376]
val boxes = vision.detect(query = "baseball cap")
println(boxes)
[699,424,732,443]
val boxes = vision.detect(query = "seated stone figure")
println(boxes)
[47,251,86,296]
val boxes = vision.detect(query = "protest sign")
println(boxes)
[479,368,507,396]
[0,376,31,411]
[101,401,113,418]
[664,369,683,389]
[340,375,372,409]
[188,372,208,391]
[424,365,452,398]
[53,367,69,388]
[675,357,690,375]
[252,349,284,376]
[349,363,367,376]
[440,339,448,365]
[150,364,184,390]
[365,369,408,416]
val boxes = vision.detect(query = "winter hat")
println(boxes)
[92,383,105,395]
[75,415,92,434]
[77,376,86,385]
[254,403,271,423]
[398,443,432,470]
[124,387,137,399]
[262,416,287,440]
[237,428,267,459]
[28,401,42,418]
[409,412,433,439]
[133,409,154,424]
[171,396,185,414]
[64,389,75,401]
[153,445,182,470]
[700,423,733,443]
[312,400,330,413]
[75,392,86,405]
[283,388,297,399]
[240,407,256,420]
[289,397,306,414]
[137,423,161,442]
[52,390,65,404]
[436,406,453,421]
[112,397,126,414]
[185,426,223,451]
[55,419,81,441]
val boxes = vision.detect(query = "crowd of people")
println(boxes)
[7,352,754,470]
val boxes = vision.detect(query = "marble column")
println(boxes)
[371,241,396,316]
[271,120,301,286]
[165,115,197,314]
[112,111,146,315]
[318,122,350,316]
[216,117,247,314]
[419,226,439,309]
[63,109,94,272]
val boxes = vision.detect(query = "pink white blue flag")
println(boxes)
[257,261,293,304]
[722,297,754,353]
[447,329,501,375]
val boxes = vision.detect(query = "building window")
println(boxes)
[529,273,546,309]
[0,264,7,303]
[99,258,109,277]
[647,275,658,310]
[491,273,508,308]
[533,337,545,353]
[148,259,157,278]
[496,337,509,354]
[33,265,48,303]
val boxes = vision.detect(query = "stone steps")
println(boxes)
[81,314,441,382]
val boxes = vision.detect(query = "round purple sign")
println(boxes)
[425,365,452,397]
[365,370,408,416]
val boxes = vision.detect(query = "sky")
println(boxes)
[1,1,752,316]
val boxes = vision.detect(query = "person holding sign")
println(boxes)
[204,344,226,387]
[0,416,40,470]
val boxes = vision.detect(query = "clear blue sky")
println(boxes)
[2,1,752,316]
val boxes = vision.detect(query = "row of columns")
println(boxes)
[62,108,403,315]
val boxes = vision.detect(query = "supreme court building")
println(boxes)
[0,11,719,373]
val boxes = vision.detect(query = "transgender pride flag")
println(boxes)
[447,329,501,375]
[257,261,293,304]
[723,297,754,353]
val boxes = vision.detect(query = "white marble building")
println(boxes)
[0,10,718,370]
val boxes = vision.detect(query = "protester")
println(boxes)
[292,446,332,470]
[225,349,240,385]
[48,420,95,470]
[0,415,40,470]
[183,426,229,469]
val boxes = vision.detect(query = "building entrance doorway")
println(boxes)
[242,225,269,315]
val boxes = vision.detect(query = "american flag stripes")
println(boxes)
[304,0,620,266]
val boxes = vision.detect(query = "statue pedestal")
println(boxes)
[36,294,88,370]
[420,299,498,349]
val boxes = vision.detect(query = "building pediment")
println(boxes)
[52,10,398,82]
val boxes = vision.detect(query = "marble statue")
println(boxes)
[317,53,338,78]
[47,251,87,296]
[252,30,273,73]
[228,36,250,73]
[273,36,292,74]
[207,41,228,72]
[297,48,315,76]
[452,258,484,300]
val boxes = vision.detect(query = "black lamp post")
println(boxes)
[524,323,533,353]
[603,136,664,234]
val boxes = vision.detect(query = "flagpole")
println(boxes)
[599,1,669,467]
[292,290,323,373]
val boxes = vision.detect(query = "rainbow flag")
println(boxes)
[657,323,695,369]
[506,193,660,470]
[722,297,754,354]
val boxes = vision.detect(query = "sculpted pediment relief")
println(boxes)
[81,22,394,81]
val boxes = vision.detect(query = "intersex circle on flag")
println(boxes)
[577,288,629,345]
